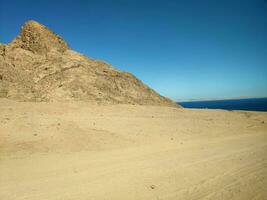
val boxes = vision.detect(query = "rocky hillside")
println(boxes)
[0,20,177,106]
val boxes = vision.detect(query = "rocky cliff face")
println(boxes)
[0,20,177,106]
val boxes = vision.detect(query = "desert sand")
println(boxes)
[0,98,266,200]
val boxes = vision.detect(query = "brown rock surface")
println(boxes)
[0,20,177,106]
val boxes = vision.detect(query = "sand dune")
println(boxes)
[0,99,267,199]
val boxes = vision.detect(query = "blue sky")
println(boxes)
[0,0,267,100]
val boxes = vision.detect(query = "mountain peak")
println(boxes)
[11,20,69,54]
[1,20,177,107]
[23,20,43,29]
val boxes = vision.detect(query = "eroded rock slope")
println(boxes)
[0,20,176,106]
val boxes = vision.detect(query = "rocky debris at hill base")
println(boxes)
[0,20,178,106]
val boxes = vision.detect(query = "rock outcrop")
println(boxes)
[0,20,177,106]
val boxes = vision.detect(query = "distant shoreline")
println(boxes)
[177,97,267,112]
[176,97,267,103]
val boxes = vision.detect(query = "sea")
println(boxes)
[178,98,267,112]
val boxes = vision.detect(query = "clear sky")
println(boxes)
[1,0,267,100]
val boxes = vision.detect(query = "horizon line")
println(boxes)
[175,96,267,102]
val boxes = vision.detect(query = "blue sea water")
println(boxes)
[178,98,267,112]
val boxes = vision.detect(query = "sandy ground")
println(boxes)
[0,99,267,200]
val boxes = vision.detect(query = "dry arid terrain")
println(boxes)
[1,20,267,200]
[0,20,175,106]
[1,99,267,200]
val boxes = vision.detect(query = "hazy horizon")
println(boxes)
[176,96,267,102]
[1,0,267,100]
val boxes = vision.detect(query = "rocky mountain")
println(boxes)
[0,20,177,106]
